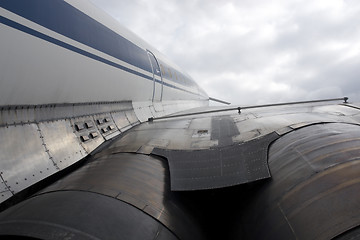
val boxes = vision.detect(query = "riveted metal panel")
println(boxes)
[70,117,104,153]
[0,102,135,127]
[38,120,87,170]
[0,190,13,203]
[111,111,132,132]
[0,179,12,202]
[0,124,58,194]
[93,113,120,140]
[136,119,191,131]
[152,132,279,191]
[0,191,179,240]
[0,180,8,193]
[125,110,140,125]
[32,153,203,240]
[241,123,360,240]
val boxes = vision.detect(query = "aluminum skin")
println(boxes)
[0,1,360,240]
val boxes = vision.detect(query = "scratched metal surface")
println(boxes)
[153,132,278,191]
[95,102,360,192]
[33,153,204,240]
[0,191,178,240]
[238,123,360,240]
[1,102,360,240]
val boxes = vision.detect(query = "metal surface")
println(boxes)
[0,124,58,194]
[70,116,104,153]
[38,120,87,170]
[93,113,120,140]
[0,178,12,203]
[111,111,131,132]
[237,123,360,240]
[211,116,239,147]
[1,103,360,239]
[149,97,348,121]
[0,191,179,240]
[153,132,278,191]
[32,153,204,240]
[0,101,134,127]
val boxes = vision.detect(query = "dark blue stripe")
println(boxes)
[0,0,152,74]
[0,16,202,97]
[0,15,153,82]
[0,1,205,98]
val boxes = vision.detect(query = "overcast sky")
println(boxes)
[89,0,360,105]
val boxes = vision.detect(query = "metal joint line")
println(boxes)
[209,97,231,105]
[148,97,348,122]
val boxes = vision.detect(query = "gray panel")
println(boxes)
[211,116,239,147]
[152,132,279,190]
[0,179,12,202]
[32,153,203,240]
[0,191,180,240]
[38,120,87,170]
[70,117,105,153]
[0,191,13,203]
[125,110,140,125]
[241,123,360,240]
[0,101,133,127]
[0,176,8,193]
[93,113,120,140]
[112,111,131,131]
[0,124,58,193]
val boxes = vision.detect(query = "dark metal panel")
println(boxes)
[0,191,178,240]
[0,101,133,127]
[93,113,120,140]
[153,132,279,191]
[34,153,204,240]
[211,116,239,147]
[111,111,131,132]
[240,123,360,240]
[125,110,140,125]
[279,160,360,240]
[70,116,104,153]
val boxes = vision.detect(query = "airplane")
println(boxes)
[0,1,359,239]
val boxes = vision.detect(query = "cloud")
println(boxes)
[90,0,360,105]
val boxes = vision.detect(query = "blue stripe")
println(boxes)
[0,0,152,74]
[0,1,204,98]
[0,15,153,82]
[0,16,201,97]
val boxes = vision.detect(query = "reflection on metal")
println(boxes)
[0,101,144,205]
[0,101,134,127]
[9,153,203,240]
[153,132,278,191]
[71,117,104,153]
[0,100,360,239]
[0,190,12,204]
[0,125,58,194]
[0,191,179,240]
[239,123,360,239]
[38,120,87,170]
[148,97,349,122]
[93,113,121,141]
[111,111,131,132]
[0,175,12,203]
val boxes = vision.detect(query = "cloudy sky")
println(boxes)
[89,0,360,105]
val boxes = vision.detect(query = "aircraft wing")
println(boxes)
[1,1,360,240]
